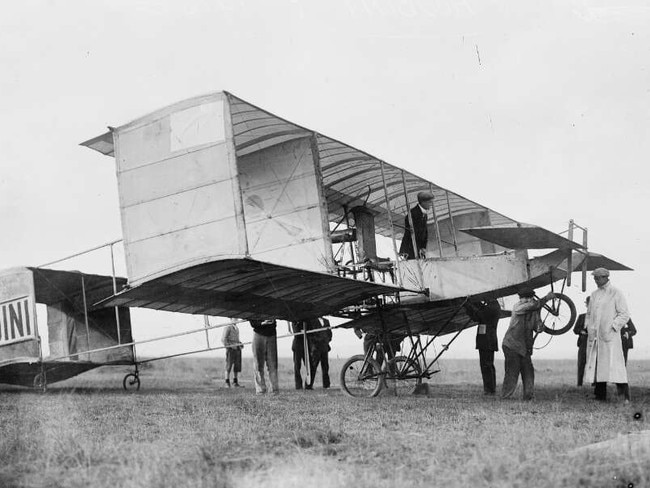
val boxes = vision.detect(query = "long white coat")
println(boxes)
[583,282,630,384]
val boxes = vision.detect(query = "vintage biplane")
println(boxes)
[0,91,631,393]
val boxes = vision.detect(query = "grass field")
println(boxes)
[1,357,649,488]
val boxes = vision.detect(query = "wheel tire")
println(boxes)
[123,373,141,391]
[33,372,46,390]
[383,356,422,395]
[339,354,383,398]
[541,293,576,335]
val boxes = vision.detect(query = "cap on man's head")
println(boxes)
[592,267,610,277]
[518,287,535,298]
[417,191,434,203]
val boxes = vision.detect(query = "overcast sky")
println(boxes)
[1,0,648,362]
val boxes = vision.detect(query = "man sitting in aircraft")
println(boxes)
[399,191,434,259]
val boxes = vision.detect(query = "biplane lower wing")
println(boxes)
[338,299,479,337]
[96,258,415,321]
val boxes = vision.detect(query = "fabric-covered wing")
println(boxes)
[579,252,633,272]
[339,299,477,337]
[96,258,412,321]
[459,225,583,250]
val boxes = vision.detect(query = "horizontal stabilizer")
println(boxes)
[80,131,114,157]
[577,252,633,272]
[460,224,583,250]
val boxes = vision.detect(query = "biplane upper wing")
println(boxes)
[459,224,584,250]
[96,258,415,322]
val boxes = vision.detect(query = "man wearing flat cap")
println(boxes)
[501,287,554,400]
[399,191,434,260]
[583,267,631,402]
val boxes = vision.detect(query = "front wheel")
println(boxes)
[541,293,576,335]
[383,356,423,395]
[339,354,383,398]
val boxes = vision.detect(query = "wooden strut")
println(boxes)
[416,297,472,375]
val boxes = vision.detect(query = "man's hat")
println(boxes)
[591,267,610,277]
[517,287,535,298]
[417,191,434,203]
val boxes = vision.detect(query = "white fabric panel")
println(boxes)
[252,240,331,272]
[127,219,239,284]
[117,118,172,172]
[399,253,528,300]
[170,101,225,152]
[117,99,226,172]
[119,143,232,207]
[113,96,242,284]
[0,269,37,347]
[238,138,329,273]
[123,180,236,243]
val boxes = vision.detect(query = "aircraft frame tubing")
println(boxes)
[340,296,472,397]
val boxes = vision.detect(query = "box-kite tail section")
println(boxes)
[0,267,134,388]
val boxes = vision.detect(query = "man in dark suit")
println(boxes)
[306,318,333,389]
[621,319,637,365]
[466,299,501,395]
[399,191,434,259]
[573,297,589,386]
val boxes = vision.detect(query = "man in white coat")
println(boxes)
[583,268,631,403]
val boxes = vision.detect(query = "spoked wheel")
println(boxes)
[540,293,576,335]
[339,354,383,398]
[383,356,422,395]
[123,373,141,391]
[33,372,46,391]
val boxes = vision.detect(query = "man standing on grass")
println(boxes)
[621,318,637,365]
[306,317,333,390]
[573,297,589,386]
[467,299,501,395]
[250,319,279,395]
[584,268,631,403]
[501,288,553,400]
[290,319,314,390]
[221,322,244,388]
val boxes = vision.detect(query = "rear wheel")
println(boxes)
[123,373,141,391]
[383,356,422,395]
[339,355,383,398]
[541,293,576,335]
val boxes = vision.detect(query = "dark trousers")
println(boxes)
[478,349,496,394]
[293,349,306,389]
[594,382,630,401]
[502,345,535,400]
[308,347,330,388]
[577,344,587,386]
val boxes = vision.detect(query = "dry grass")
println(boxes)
[1,357,649,488]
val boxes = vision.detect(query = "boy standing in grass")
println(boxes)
[222,322,244,387]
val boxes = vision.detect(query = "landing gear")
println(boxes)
[339,355,382,398]
[540,293,576,335]
[122,372,140,391]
